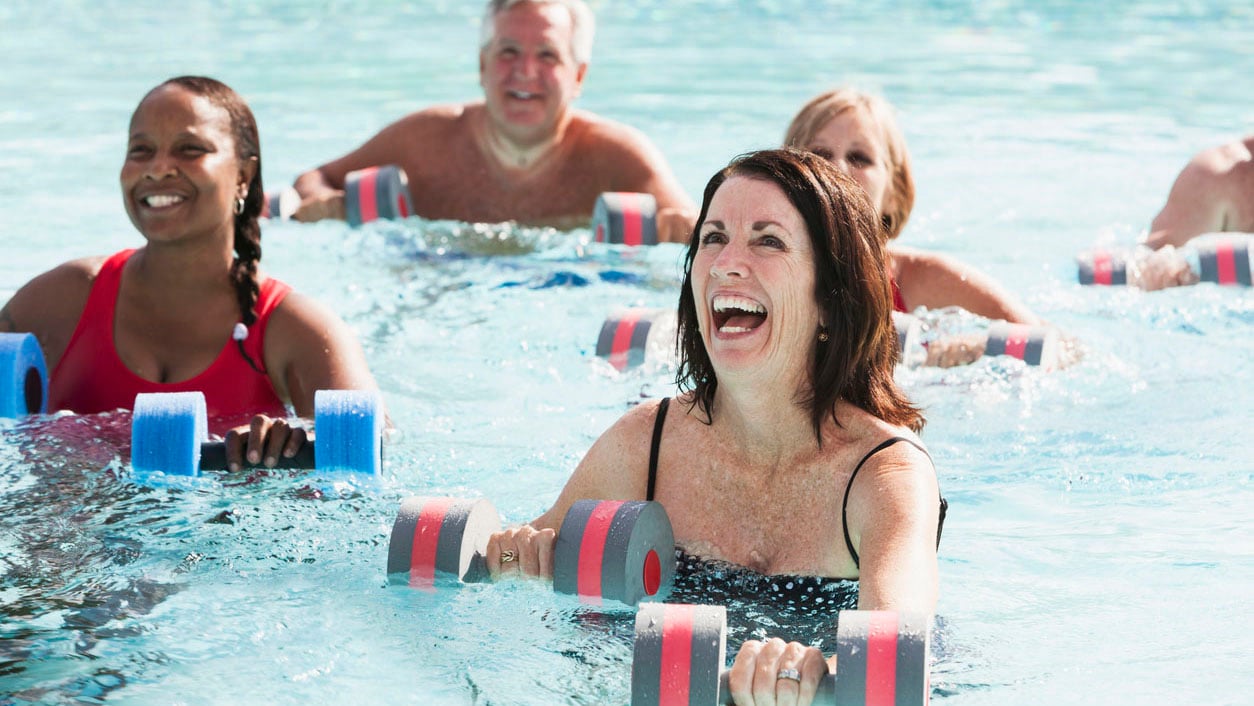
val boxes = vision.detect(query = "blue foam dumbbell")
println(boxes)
[0,332,49,418]
[131,389,383,476]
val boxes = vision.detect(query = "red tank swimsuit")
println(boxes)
[50,249,290,431]
[891,278,908,313]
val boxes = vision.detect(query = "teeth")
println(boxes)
[509,90,537,99]
[143,194,185,208]
[712,295,765,315]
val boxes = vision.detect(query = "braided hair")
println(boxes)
[147,76,266,372]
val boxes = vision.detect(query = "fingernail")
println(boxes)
[265,456,276,468]
[228,463,239,472]
[248,451,260,464]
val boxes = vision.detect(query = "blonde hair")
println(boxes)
[783,88,915,240]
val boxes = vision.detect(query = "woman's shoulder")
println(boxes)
[5,255,109,328]
[828,403,928,466]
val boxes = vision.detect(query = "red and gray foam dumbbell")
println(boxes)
[1077,240,1252,286]
[596,308,677,371]
[387,497,674,605]
[0,332,48,418]
[1076,248,1132,286]
[631,603,931,706]
[263,165,414,226]
[129,389,384,476]
[894,312,1059,368]
[593,192,660,246]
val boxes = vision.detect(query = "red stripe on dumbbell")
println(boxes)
[1216,242,1236,284]
[658,603,695,706]
[396,192,410,218]
[610,312,641,372]
[1001,324,1029,360]
[1093,251,1113,285]
[623,194,644,247]
[576,500,624,605]
[409,498,454,592]
[359,168,380,224]
[865,611,900,706]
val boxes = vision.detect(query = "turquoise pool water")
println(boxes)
[2,1,1252,704]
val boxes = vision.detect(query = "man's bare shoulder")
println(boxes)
[392,102,479,135]
[567,110,655,157]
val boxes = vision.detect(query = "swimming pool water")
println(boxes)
[2,1,1252,704]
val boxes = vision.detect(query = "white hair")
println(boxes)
[480,0,595,65]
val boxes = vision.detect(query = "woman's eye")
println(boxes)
[759,235,785,249]
[849,151,873,166]
[127,144,151,157]
[810,147,833,161]
[700,231,726,246]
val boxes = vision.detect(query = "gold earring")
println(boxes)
[818,328,829,343]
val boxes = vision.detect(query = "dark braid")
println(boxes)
[151,77,266,372]
[153,76,264,327]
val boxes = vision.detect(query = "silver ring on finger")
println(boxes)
[776,668,801,683]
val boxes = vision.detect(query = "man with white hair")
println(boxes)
[292,0,694,241]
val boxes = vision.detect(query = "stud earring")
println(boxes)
[818,327,830,343]
[234,197,245,215]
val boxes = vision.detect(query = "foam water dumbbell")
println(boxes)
[343,165,414,227]
[593,192,659,246]
[130,389,383,476]
[893,311,1060,369]
[631,603,931,706]
[1077,239,1252,286]
[0,332,48,418]
[596,308,678,371]
[263,165,414,226]
[1075,248,1131,286]
[387,497,674,606]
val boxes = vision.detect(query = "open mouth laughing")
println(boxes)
[712,294,767,334]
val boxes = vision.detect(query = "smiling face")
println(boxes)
[691,176,821,381]
[120,84,252,244]
[479,1,587,147]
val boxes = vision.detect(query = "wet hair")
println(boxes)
[783,88,915,240]
[142,76,264,333]
[480,0,595,65]
[675,149,924,437]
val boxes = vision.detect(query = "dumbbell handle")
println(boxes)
[716,671,837,705]
[197,441,316,471]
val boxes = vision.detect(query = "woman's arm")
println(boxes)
[892,245,1040,325]
[261,290,378,416]
[843,440,940,613]
[485,399,660,579]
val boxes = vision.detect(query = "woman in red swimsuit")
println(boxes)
[785,88,1041,324]
[0,76,377,465]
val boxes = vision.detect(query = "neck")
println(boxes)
[131,237,237,295]
[709,372,819,468]
[477,109,570,171]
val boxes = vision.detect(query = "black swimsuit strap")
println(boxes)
[841,437,945,569]
[646,397,670,502]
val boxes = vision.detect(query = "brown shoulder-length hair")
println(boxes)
[783,88,915,240]
[675,149,923,436]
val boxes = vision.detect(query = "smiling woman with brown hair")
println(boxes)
[484,149,944,705]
